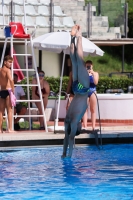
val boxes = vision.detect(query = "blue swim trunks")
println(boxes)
[72,80,90,95]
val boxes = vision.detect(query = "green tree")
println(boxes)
[127,0,133,13]
[84,0,133,65]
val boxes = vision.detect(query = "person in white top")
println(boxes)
[14,74,27,130]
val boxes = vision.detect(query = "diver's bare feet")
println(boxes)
[70,43,75,55]
[75,26,82,38]
[70,25,79,36]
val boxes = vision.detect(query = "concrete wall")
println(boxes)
[14,44,38,77]
[96,94,133,120]
[41,50,61,77]
[47,94,133,120]
[14,44,61,77]
[53,0,87,33]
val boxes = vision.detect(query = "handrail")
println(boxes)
[128,86,133,93]
[109,72,133,78]
[16,100,44,102]
[23,25,37,38]
[3,115,44,117]
[14,84,38,86]
[13,69,35,71]
[106,89,124,93]
[10,24,17,36]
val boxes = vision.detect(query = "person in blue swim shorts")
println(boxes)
[61,25,90,158]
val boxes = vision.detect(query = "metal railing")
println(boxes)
[108,72,133,78]
[106,89,124,93]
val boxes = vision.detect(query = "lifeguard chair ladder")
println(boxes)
[0,22,48,131]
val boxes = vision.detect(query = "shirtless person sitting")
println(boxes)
[0,55,14,133]
[61,25,90,158]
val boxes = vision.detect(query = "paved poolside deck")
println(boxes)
[0,121,133,147]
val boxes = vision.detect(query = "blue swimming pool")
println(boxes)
[0,144,133,200]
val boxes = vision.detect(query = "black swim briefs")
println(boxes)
[0,90,9,99]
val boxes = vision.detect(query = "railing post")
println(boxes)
[121,3,128,73]
[9,1,15,22]
[122,45,124,73]
[98,0,101,16]
[87,3,92,38]
[124,3,128,38]
[50,0,54,32]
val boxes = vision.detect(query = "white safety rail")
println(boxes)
[0,0,48,131]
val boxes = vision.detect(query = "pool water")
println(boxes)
[0,144,133,200]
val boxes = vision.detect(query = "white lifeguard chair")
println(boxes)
[0,1,48,131]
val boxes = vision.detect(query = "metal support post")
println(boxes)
[122,3,128,72]
[122,45,124,73]
[98,0,101,16]
[87,3,92,38]
[50,0,54,32]
[124,3,128,38]
[9,1,15,22]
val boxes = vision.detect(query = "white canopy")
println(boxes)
[32,31,104,56]
[32,31,104,130]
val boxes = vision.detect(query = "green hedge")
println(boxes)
[97,77,133,93]
[20,76,133,97]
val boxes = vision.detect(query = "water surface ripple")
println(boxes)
[0,144,133,200]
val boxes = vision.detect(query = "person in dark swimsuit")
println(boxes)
[66,71,74,110]
[32,70,50,130]
[0,55,14,133]
[82,60,99,130]
[35,86,46,98]
[88,73,96,97]
[61,25,90,158]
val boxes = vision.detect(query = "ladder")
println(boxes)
[0,0,48,131]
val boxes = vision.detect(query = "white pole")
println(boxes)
[55,52,66,127]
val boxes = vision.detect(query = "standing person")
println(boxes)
[61,25,90,158]
[32,70,50,130]
[66,70,74,110]
[82,60,99,130]
[14,73,27,131]
[0,55,14,133]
